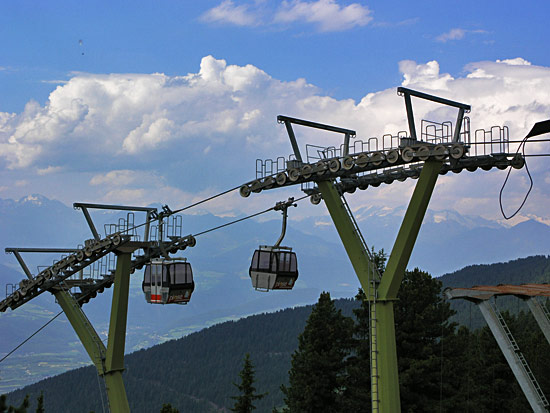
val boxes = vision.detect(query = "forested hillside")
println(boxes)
[4,255,550,412]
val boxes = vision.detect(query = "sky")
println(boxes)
[1,0,550,226]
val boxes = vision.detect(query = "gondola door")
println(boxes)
[150,262,164,303]
[143,261,167,304]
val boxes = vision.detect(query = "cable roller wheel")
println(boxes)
[275,172,287,186]
[401,146,414,162]
[417,146,430,161]
[263,176,275,189]
[370,151,384,166]
[76,250,85,262]
[328,159,341,173]
[511,154,525,169]
[301,164,313,179]
[42,269,53,280]
[386,149,399,164]
[250,180,262,193]
[450,143,465,159]
[433,144,446,160]
[112,234,122,246]
[342,156,354,170]
[355,153,369,168]
[315,161,327,176]
[239,185,251,198]
[187,236,197,247]
[310,193,322,205]
[288,168,300,182]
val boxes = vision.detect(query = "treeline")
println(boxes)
[4,255,550,412]
[271,265,549,412]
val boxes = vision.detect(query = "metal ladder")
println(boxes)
[491,300,549,408]
[340,194,380,411]
[369,288,380,412]
[541,298,550,321]
[339,194,382,283]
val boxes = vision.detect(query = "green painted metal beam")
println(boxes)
[377,160,442,300]
[53,289,106,375]
[104,251,132,413]
[317,179,388,411]
[316,180,379,300]
[54,251,132,412]
[375,300,400,412]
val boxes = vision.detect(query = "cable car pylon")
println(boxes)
[1,203,197,412]
[239,87,545,412]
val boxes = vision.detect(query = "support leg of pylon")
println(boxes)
[375,300,399,412]
[53,289,106,375]
[477,300,548,412]
[377,160,442,300]
[104,251,132,413]
[525,297,550,346]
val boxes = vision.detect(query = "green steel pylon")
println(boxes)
[317,159,442,412]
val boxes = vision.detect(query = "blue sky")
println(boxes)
[2,1,549,112]
[1,0,550,225]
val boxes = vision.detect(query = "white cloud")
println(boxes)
[399,60,454,90]
[496,57,531,66]
[201,0,372,32]
[1,56,550,222]
[200,0,261,27]
[90,170,140,186]
[37,166,63,175]
[436,28,465,42]
[436,28,487,43]
[274,0,372,32]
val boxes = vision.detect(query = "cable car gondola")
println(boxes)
[249,198,299,291]
[250,245,298,291]
[142,259,194,304]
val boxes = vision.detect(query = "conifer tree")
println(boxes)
[230,353,265,413]
[35,393,44,413]
[160,403,179,413]
[0,395,7,413]
[395,268,456,412]
[281,292,354,413]
[8,395,29,413]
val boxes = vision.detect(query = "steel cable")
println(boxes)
[499,136,534,220]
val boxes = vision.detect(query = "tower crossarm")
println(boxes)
[239,148,524,198]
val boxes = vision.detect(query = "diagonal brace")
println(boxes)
[316,180,380,300]
[54,289,107,375]
[378,160,442,300]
